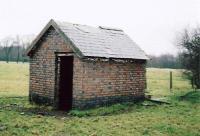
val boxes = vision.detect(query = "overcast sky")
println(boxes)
[0,0,200,55]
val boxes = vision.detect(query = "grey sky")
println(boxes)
[0,0,200,55]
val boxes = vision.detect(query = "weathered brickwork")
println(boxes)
[29,26,147,109]
[72,59,146,108]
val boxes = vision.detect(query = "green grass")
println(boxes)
[179,91,200,103]
[0,95,200,136]
[0,61,200,136]
[0,61,29,96]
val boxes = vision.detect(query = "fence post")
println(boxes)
[170,71,172,92]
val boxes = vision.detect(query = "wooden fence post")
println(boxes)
[170,71,172,92]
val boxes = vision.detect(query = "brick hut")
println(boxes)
[26,19,148,110]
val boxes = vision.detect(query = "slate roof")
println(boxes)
[27,19,148,60]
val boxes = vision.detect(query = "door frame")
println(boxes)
[54,52,74,110]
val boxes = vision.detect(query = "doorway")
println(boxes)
[58,56,73,111]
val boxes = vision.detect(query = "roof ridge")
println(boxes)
[55,20,123,32]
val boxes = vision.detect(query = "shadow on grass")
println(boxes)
[179,90,200,103]
[0,97,66,117]
[0,96,160,118]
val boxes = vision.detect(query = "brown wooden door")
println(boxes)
[58,56,73,111]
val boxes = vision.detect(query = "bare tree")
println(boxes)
[21,36,32,63]
[15,35,20,63]
[176,27,200,89]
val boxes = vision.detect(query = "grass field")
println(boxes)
[0,61,200,136]
[147,68,192,97]
[0,61,29,96]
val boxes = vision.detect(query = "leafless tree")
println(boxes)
[176,27,200,89]
[16,35,20,63]
[21,39,31,63]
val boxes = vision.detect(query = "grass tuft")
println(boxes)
[69,103,132,117]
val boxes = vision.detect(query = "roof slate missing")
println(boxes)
[99,26,123,32]
[26,19,149,60]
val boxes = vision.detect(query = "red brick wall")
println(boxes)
[72,59,146,108]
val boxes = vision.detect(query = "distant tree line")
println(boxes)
[0,35,34,63]
[147,54,182,69]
